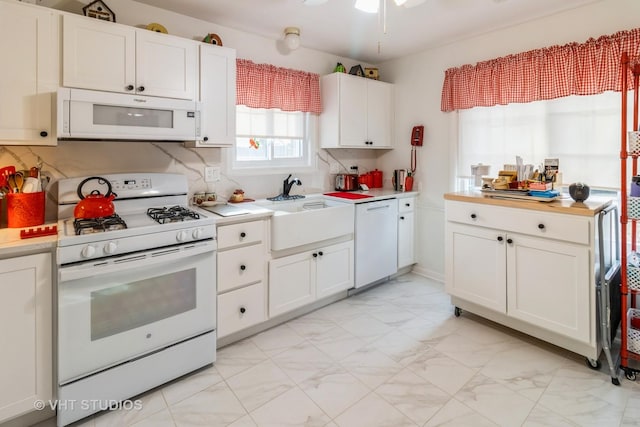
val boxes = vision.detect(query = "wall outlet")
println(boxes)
[204,166,220,182]
[329,163,340,174]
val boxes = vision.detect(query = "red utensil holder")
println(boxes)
[6,191,45,228]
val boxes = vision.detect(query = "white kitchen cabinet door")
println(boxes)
[338,75,368,147]
[0,253,52,423]
[366,79,392,148]
[506,233,591,343]
[63,13,136,95]
[217,282,266,338]
[269,252,315,317]
[63,14,197,100]
[135,30,198,100]
[398,211,415,268]
[445,222,507,313]
[191,44,237,147]
[217,243,266,293]
[0,1,58,145]
[320,73,393,149]
[316,241,354,299]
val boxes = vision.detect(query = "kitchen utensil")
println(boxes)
[393,169,406,191]
[335,174,359,191]
[0,166,16,190]
[22,177,40,193]
[74,176,117,219]
[7,172,24,193]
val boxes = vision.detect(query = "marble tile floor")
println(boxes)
[42,273,640,427]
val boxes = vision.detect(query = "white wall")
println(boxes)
[378,0,640,281]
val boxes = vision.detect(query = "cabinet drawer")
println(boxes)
[398,197,415,213]
[217,220,264,250]
[217,244,265,292]
[446,201,591,245]
[217,282,265,338]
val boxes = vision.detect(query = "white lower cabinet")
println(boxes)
[445,199,596,355]
[0,253,52,423]
[216,220,268,338]
[397,197,416,268]
[269,241,353,317]
[217,282,266,338]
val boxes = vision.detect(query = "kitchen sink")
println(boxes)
[252,196,355,250]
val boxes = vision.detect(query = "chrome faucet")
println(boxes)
[282,174,302,197]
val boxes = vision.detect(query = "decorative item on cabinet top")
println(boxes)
[349,65,365,77]
[365,67,379,80]
[146,22,168,34]
[203,33,223,46]
[83,0,115,22]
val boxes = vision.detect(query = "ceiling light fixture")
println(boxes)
[284,27,301,50]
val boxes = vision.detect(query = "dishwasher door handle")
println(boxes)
[366,205,391,211]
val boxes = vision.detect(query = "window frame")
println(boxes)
[230,105,318,175]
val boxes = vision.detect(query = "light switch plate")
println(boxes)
[204,167,220,182]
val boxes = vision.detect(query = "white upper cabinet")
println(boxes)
[0,1,58,145]
[189,44,236,147]
[320,73,393,149]
[63,14,197,100]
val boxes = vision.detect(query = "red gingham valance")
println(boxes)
[441,28,640,112]
[236,59,322,114]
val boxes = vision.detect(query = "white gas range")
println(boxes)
[55,173,217,426]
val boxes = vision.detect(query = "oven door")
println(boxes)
[58,241,216,384]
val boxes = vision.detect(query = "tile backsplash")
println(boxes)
[0,142,379,224]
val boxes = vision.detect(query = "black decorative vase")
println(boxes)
[569,182,590,202]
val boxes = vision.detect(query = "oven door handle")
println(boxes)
[59,241,215,282]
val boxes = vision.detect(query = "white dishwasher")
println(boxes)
[355,198,398,288]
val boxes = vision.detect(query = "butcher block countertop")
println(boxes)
[444,190,614,217]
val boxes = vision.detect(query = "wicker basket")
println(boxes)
[630,131,640,156]
[628,308,640,354]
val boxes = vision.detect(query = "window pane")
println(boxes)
[458,91,630,189]
[234,106,312,170]
[236,137,268,161]
[274,139,303,159]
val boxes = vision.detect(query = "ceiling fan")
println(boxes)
[303,0,427,11]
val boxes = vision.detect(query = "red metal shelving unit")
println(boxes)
[620,52,640,381]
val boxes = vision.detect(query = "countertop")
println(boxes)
[0,190,418,257]
[323,189,418,204]
[444,190,614,217]
[0,224,58,258]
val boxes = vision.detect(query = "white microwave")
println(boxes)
[57,88,201,142]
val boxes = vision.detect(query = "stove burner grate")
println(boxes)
[147,206,200,224]
[73,214,128,235]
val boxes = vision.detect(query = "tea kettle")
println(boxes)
[74,176,117,219]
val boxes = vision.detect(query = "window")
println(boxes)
[232,105,316,171]
[457,91,634,190]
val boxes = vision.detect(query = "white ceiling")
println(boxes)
[133,0,600,64]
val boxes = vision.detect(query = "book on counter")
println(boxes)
[528,189,560,198]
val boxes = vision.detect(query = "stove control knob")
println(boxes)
[192,228,203,240]
[81,245,96,258]
[104,241,118,254]
[177,230,189,242]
